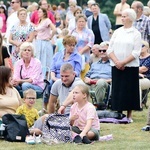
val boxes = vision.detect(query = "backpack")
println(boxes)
[2,114,29,142]
[42,113,72,143]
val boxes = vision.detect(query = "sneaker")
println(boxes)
[73,135,82,144]
[142,125,150,131]
[82,136,92,144]
[35,135,41,144]
[128,118,133,123]
[25,135,36,144]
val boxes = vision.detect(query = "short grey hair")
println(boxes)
[100,41,109,47]
[60,63,74,72]
[122,8,137,22]
[148,1,150,8]
[32,2,39,8]
[92,44,101,49]
[19,42,35,58]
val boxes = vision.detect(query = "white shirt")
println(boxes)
[107,26,142,67]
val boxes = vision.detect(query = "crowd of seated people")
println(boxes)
[1,1,150,145]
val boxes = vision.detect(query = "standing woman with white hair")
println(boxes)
[12,42,44,97]
[107,8,142,122]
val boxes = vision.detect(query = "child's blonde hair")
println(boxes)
[76,84,90,100]
[23,89,37,98]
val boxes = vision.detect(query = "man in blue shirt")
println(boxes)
[84,41,111,103]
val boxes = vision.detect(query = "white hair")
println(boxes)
[122,8,137,22]
[19,42,35,58]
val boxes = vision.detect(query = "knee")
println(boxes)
[97,79,108,88]
[21,82,32,91]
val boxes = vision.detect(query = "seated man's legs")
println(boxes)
[94,79,109,103]
[139,78,150,107]
[142,106,150,131]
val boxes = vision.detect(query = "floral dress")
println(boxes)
[10,23,35,63]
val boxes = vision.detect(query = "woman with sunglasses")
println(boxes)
[139,41,150,108]
[12,42,44,97]
[107,9,142,123]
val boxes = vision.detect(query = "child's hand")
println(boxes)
[70,114,79,121]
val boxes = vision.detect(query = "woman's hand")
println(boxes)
[115,60,125,70]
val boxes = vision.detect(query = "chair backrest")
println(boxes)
[42,66,50,81]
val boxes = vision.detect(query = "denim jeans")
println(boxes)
[15,82,43,97]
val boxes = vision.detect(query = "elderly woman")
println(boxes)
[0,66,21,118]
[139,41,150,107]
[9,8,35,63]
[13,42,44,97]
[43,35,82,110]
[107,8,142,122]
[71,14,95,79]
[35,8,56,68]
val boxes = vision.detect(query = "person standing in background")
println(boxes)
[87,3,111,44]
[113,0,130,29]
[107,8,141,123]
[131,1,150,45]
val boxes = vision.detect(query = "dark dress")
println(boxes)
[111,66,140,111]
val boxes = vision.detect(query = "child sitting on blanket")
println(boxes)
[70,84,100,144]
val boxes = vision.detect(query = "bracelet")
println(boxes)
[61,105,66,108]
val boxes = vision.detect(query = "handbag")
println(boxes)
[2,114,29,142]
[42,113,72,143]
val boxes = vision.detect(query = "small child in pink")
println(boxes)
[70,84,100,144]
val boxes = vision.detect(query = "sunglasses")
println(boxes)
[142,44,145,48]
[99,49,107,53]
[11,1,19,4]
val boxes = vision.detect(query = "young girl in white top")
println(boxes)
[70,84,100,144]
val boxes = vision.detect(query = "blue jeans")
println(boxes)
[44,80,54,103]
[15,82,43,98]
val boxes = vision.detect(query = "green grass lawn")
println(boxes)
[0,98,150,150]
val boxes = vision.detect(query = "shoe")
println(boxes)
[82,136,92,144]
[142,125,150,131]
[35,135,41,144]
[127,118,133,123]
[25,135,36,144]
[73,135,82,143]
[72,126,82,134]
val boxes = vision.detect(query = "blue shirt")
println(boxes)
[51,50,82,78]
[85,59,111,79]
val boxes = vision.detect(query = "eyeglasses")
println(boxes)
[142,44,145,48]
[24,49,31,52]
[99,49,107,53]
[26,97,36,100]
[11,1,19,4]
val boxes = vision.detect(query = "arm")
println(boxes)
[57,90,74,114]
[26,31,35,42]
[80,119,93,138]
[48,94,58,114]
[49,23,57,40]
[113,4,122,16]
[51,71,58,81]
[9,33,20,47]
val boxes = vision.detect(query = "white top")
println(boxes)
[107,26,142,67]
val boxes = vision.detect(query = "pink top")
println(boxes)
[13,57,44,89]
[70,102,100,130]
[0,13,6,33]
[30,10,55,25]
[35,18,52,40]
